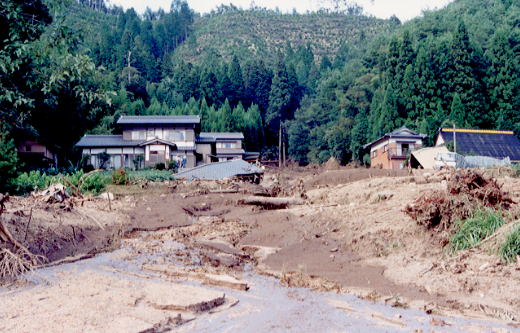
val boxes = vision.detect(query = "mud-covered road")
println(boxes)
[0,232,513,333]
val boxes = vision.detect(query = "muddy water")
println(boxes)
[5,238,513,333]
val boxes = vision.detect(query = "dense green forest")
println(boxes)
[1,0,519,190]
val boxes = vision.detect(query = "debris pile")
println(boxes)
[324,157,341,171]
[448,169,514,209]
[32,183,74,210]
[404,170,515,231]
[0,194,43,281]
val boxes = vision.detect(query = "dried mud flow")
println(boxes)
[1,166,520,331]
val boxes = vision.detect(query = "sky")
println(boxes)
[107,0,454,21]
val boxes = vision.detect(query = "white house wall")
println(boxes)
[107,148,123,154]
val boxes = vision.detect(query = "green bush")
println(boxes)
[112,169,128,185]
[155,162,165,170]
[79,172,109,195]
[450,208,504,252]
[0,130,20,193]
[13,171,53,194]
[500,226,520,263]
[12,169,109,196]
[168,160,178,173]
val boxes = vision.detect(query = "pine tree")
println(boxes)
[228,55,244,107]
[219,99,233,132]
[244,104,264,151]
[446,20,486,127]
[377,84,400,136]
[199,69,219,106]
[486,28,520,132]
[449,93,466,128]
[266,60,292,142]
[231,102,246,132]
[350,109,368,160]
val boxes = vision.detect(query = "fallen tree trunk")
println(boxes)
[237,196,304,209]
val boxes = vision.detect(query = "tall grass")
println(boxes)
[500,225,520,263]
[450,208,504,252]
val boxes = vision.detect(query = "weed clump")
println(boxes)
[450,209,504,252]
[112,169,128,185]
[500,226,520,263]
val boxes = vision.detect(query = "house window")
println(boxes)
[371,150,377,158]
[217,142,236,149]
[132,131,145,140]
[383,145,388,153]
[25,145,32,152]
[173,131,185,141]
[401,143,410,155]
[164,130,173,141]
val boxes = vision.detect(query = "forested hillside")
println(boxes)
[288,0,520,163]
[0,0,519,190]
[172,5,396,64]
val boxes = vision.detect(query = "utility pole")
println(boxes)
[453,122,457,154]
[282,128,286,167]
[278,123,282,168]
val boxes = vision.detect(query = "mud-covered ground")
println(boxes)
[1,166,520,331]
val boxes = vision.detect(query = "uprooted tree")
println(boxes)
[404,169,515,232]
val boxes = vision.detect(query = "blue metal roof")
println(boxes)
[175,160,263,180]
[439,129,520,161]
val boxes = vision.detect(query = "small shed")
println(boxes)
[410,146,449,169]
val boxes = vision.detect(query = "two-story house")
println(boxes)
[76,115,247,169]
[364,127,426,169]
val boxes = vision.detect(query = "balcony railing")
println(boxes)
[385,148,412,159]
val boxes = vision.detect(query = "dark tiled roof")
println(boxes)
[388,126,424,137]
[175,160,263,180]
[215,149,246,155]
[363,126,426,149]
[76,135,196,151]
[76,135,141,147]
[117,115,200,125]
[197,132,244,142]
[439,129,520,161]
